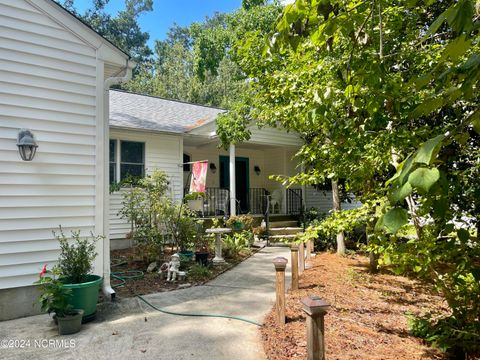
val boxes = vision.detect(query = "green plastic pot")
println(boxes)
[62,275,102,323]
[233,221,244,231]
[179,250,194,261]
[57,309,84,335]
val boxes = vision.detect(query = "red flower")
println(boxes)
[39,264,47,278]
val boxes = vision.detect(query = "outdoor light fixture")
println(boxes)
[254,165,261,176]
[209,163,217,174]
[17,129,38,161]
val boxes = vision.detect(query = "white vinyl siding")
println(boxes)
[109,129,183,240]
[0,0,99,289]
[248,126,302,147]
[305,187,362,214]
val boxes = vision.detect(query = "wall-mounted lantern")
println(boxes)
[17,129,38,161]
[254,165,261,176]
[209,163,217,174]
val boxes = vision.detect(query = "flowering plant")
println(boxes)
[35,264,73,317]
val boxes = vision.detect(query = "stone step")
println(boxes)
[269,227,304,236]
[268,220,298,228]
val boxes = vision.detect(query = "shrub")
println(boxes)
[188,263,212,282]
[118,170,171,260]
[223,231,252,259]
[408,313,480,355]
[54,227,100,283]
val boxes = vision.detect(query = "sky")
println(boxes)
[73,0,243,49]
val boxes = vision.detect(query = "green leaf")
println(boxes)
[391,181,413,203]
[408,167,440,193]
[414,134,445,164]
[441,34,471,62]
[421,7,453,42]
[398,157,414,185]
[447,0,474,34]
[411,97,444,118]
[432,197,449,218]
[383,207,408,234]
[457,228,470,242]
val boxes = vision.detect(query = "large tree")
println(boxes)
[59,0,153,64]
[224,0,479,353]
[125,2,282,108]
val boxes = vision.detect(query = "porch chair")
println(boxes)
[269,189,282,214]
[215,189,230,216]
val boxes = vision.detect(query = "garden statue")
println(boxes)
[161,253,181,282]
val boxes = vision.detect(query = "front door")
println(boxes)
[219,156,250,213]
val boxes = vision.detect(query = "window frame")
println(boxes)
[109,139,117,185]
[183,153,191,172]
[109,139,146,183]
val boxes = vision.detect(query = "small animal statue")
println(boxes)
[165,253,181,282]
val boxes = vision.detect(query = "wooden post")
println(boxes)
[272,257,288,325]
[290,244,299,290]
[301,296,330,360]
[306,239,311,261]
[299,242,305,274]
[309,239,315,253]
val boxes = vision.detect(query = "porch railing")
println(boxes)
[203,187,230,216]
[286,188,303,215]
[249,188,268,215]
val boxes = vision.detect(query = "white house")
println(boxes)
[107,90,360,248]
[0,0,134,320]
[0,0,359,321]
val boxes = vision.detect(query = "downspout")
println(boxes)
[102,59,135,300]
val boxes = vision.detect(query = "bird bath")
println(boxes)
[206,227,232,264]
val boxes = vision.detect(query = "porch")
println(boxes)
[187,186,304,217]
[183,137,303,217]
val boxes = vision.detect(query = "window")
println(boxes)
[183,153,191,172]
[120,141,145,180]
[109,140,116,184]
[109,140,145,183]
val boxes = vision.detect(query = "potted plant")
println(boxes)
[35,265,84,335]
[226,215,254,232]
[184,191,205,214]
[194,234,211,266]
[54,227,103,323]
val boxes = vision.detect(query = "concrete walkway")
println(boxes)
[1,246,291,360]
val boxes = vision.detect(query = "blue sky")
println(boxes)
[73,0,243,48]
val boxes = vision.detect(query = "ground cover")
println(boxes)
[261,252,460,360]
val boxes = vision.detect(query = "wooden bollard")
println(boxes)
[290,244,299,290]
[301,296,330,360]
[299,242,305,274]
[306,239,312,261]
[272,257,288,325]
[309,239,315,253]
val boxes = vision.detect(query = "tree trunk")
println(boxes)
[366,220,379,273]
[332,180,346,255]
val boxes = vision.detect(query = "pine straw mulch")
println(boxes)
[261,252,451,360]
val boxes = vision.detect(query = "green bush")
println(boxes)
[187,263,212,282]
[223,230,252,259]
[54,227,99,283]
[408,313,480,354]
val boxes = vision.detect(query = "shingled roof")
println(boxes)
[109,90,226,133]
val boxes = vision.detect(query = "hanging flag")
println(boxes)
[189,161,208,193]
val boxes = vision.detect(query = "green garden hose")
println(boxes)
[110,262,262,327]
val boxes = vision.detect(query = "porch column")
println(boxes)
[229,143,236,216]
